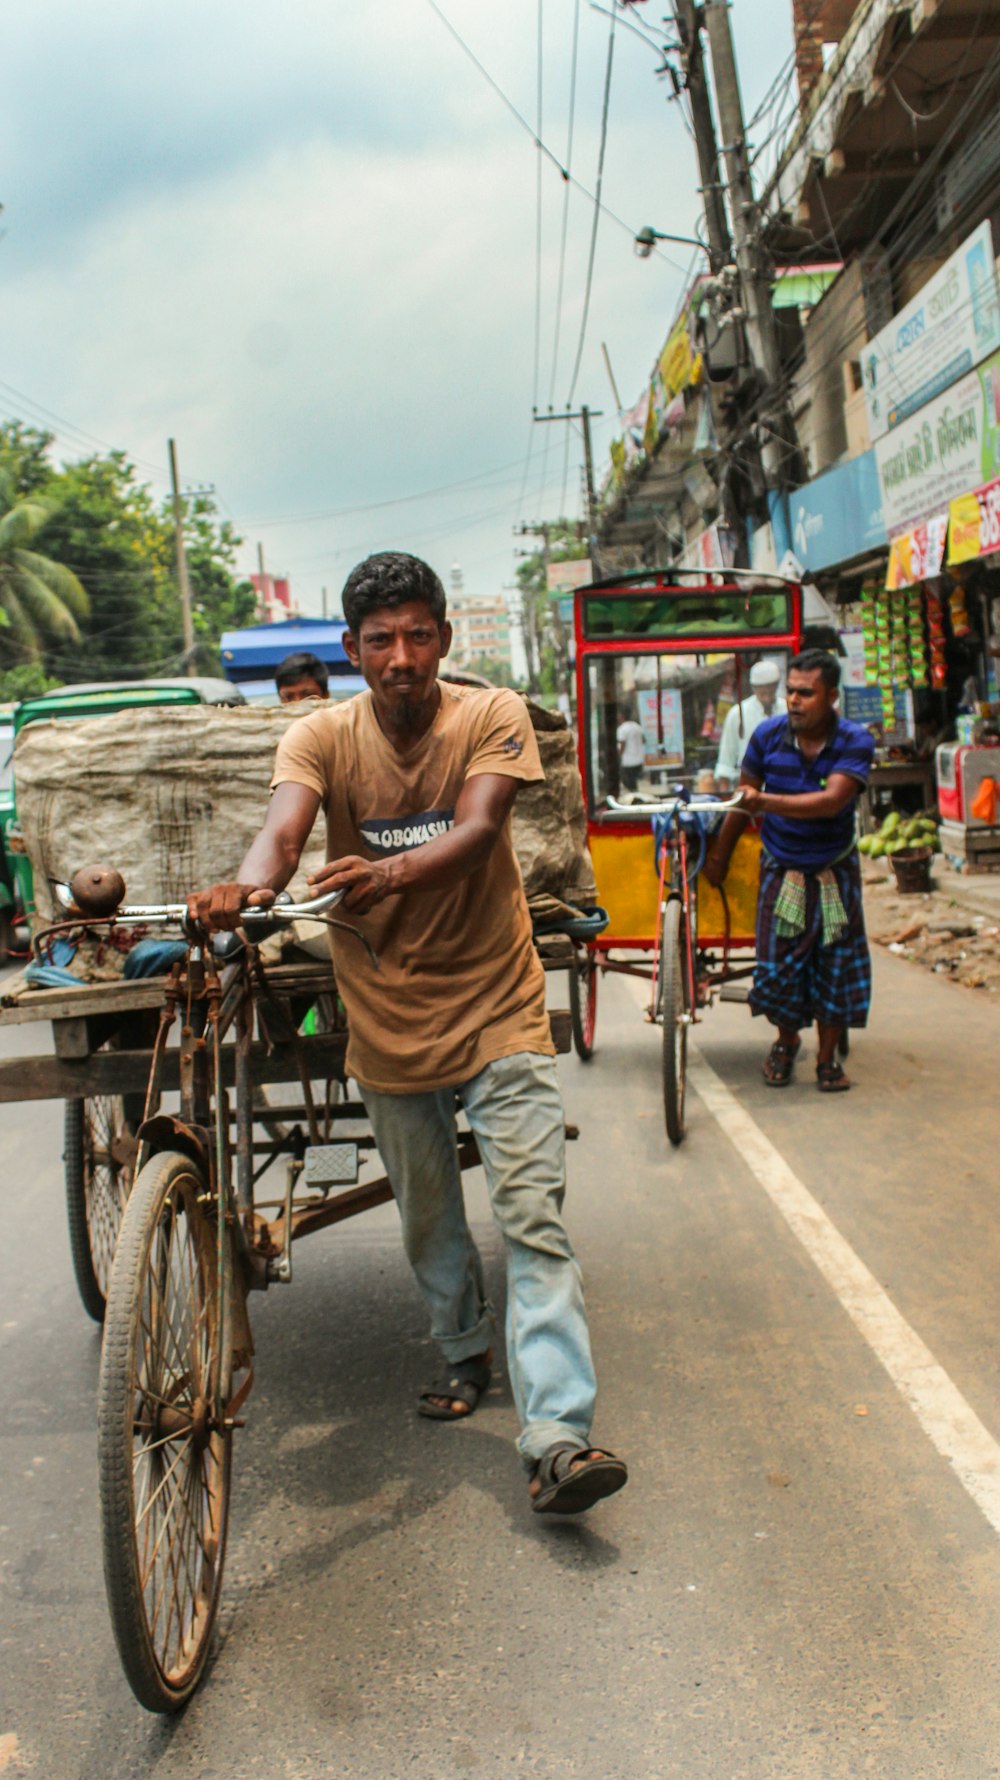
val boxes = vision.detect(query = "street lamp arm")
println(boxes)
[634,224,710,258]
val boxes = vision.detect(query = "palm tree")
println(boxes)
[0,469,88,659]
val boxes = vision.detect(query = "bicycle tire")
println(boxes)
[64,1095,141,1323]
[660,898,689,1147]
[98,1149,234,1713]
[568,950,598,1061]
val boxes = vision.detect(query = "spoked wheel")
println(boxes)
[568,948,599,1061]
[99,1150,234,1713]
[65,1095,141,1322]
[659,898,690,1147]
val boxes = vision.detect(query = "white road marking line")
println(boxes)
[686,1042,1000,1537]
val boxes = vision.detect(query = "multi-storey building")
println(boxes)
[448,592,513,674]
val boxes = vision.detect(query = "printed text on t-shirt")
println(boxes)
[359,808,456,854]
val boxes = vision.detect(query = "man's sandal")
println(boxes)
[417,1355,492,1421]
[763,1040,800,1087]
[530,1442,628,1515]
[816,1060,851,1093]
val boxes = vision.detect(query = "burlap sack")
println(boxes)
[514,701,596,905]
[15,704,325,928]
[16,695,596,943]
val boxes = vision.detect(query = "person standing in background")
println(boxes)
[616,708,645,791]
[715,659,785,791]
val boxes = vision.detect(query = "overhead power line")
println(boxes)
[422,0,690,277]
[565,0,619,407]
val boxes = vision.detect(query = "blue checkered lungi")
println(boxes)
[750,849,871,1031]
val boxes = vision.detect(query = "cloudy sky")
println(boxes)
[2,0,794,616]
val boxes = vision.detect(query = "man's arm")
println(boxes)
[702,773,757,887]
[188,781,322,928]
[739,772,861,821]
[305,771,521,914]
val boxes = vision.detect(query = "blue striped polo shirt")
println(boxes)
[741,713,874,870]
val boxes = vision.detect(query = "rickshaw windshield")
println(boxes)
[585,649,790,814]
[582,587,790,640]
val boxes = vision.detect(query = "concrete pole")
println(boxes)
[702,0,794,492]
[167,438,196,675]
[672,0,732,274]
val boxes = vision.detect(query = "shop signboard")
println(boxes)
[874,347,1000,535]
[862,222,1000,442]
[546,559,593,595]
[948,472,1000,566]
[659,311,702,402]
[885,514,948,590]
[786,449,886,573]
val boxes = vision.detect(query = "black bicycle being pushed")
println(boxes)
[23,868,574,1714]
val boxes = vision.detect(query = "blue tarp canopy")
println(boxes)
[220,619,353,682]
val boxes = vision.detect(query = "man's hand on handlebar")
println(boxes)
[186,883,277,932]
[305,854,395,916]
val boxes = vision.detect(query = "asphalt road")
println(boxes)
[3,952,1000,1779]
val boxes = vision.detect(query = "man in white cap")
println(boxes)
[715,659,786,792]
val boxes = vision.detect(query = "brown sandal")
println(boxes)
[763,1039,800,1086]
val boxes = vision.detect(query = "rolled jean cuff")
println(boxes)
[437,1304,496,1363]
[517,1419,591,1469]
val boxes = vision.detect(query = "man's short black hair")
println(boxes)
[275,651,329,694]
[341,552,447,632]
[788,647,841,690]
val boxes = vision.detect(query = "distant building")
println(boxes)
[448,589,513,674]
[251,571,299,624]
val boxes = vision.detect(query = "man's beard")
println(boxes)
[385,687,427,732]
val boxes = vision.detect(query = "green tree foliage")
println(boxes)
[459,653,519,689]
[0,662,59,703]
[0,422,255,684]
[184,494,257,669]
[515,521,588,698]
[0,466,89,663]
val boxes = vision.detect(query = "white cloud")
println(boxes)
[2,0,793,611]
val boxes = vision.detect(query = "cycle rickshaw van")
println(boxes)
[571,567,805,1140]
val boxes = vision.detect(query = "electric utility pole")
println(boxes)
[672,0,731,273]
[534,406,603,572]
[168,438,196,675]
[701,0,797,494]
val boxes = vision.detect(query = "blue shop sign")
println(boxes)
[782,450,887,573]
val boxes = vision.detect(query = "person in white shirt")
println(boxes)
[715,659,785,791]
[616,713,646,791]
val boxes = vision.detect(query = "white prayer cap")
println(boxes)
[750,659,781,688]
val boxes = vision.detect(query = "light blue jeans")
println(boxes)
[362,1051,597,1467]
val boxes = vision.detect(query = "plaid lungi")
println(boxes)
[750,848,871,1031]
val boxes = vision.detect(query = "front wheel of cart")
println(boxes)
[64,1095,142,1323]
[98,1149,234,1713]
[659,898,689,1146]
[569,949,598,1060]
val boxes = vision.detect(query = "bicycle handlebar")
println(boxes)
[606,792,746,818]
[51,882,346,928]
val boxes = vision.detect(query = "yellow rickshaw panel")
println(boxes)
[697,828,760,942]
[589,826,760,944]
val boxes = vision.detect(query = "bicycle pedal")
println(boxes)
[303,1143,359,1188]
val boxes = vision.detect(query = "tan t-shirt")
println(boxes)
[271,682,553,1093]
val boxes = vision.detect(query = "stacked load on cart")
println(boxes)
[13,696,595,978]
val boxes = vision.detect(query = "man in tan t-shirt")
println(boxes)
[190,551,627,1518]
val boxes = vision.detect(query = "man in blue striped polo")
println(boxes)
[704,649,874,1092]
